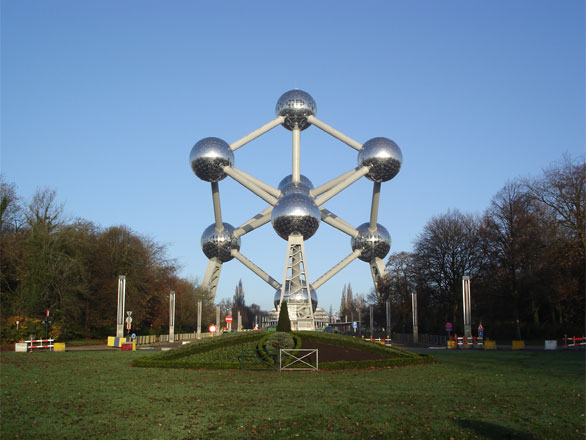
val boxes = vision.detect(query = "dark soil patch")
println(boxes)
[300,340,385,363]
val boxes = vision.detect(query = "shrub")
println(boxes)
[276,302,291,332]
[264,332,295,355]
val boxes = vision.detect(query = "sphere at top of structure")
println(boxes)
[201,222,240,262]
[275,89,317,131]
[190,137,234,182]
[358,137,402,182]
[274,281,318,312]
[351,222,391,262]
[271,192,321,240]
[278,174,314,195]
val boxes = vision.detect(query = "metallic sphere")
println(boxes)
[274,281,318,312]
[201,223,240,262]
[278,174,314,195]
[190,137,234,182]
[351,222,391,262]
[358,137,402,182]
[271,192,321,240]
[275,89,317,131]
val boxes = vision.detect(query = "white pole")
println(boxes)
[230,116,284,151]
[411,293,418,344]
[169,291,176,343]
[197,300,202,339]
[116,276,126,338]
[462,276,471,338]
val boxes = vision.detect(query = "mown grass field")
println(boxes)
[1,348,583,439]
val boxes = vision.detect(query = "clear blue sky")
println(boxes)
[2,1,584,315]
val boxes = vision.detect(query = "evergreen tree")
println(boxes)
[276,301,291,332]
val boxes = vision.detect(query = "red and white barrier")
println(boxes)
[362,337,392,345]
[563,335,585,348]
[19,339,55,352]
[451,336,483,347]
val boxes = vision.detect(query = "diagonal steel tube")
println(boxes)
[307,115,362,151]
[229,167,281,198]
[233,206,273,238]
[223,166,279,206]
[320,208,358,237]
[314,166,370,207]
[230,116,284,151]
[231,249,281,290]
[311,168,358,197]
[312,249,362,289]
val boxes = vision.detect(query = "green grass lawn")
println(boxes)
[1,349,583,439]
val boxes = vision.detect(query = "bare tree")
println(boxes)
[413,209,484,330]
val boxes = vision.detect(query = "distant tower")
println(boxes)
[189,90,403,330]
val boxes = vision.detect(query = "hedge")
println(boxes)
[132,330,433,370]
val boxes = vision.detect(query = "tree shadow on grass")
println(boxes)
[457,419,536,440]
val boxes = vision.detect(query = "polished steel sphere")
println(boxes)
[271,192,321,240]
[358,137,402,182]
[351,222,391,262]
[201,223,240,262]
[278,174,314,195]
[274,281,318,312]
[189,137,234,182]
[275,89,317,131]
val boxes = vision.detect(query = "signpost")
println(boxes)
[478,322,484,339]
[125,312,132,338]
[445,322,453,340]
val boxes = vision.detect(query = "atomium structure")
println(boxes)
[190,90,402,330]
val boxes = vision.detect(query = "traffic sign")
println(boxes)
[226,315,233,323]
[126,322,131,330]
[209,324,217,333]
[352,322,357,329]
[126,316,133,324]
[131,333,136,339]
[445,322,453,332]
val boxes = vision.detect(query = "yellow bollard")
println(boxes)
[447,340,456,349]
[484,340,496,350]
[512,340,525,350]
[132,340,136,351]
[54,343,66,352]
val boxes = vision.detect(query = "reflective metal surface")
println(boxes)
[351,222,391,262]
[275,89,317,131]
[278,174,314,194]
[274,281,318,312]
[271,192,321,240]
[201,222,240,262]
[358,137,402,182]
[190,137,234,182]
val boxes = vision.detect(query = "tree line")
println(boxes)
[345,155,584,340]
[0,181,220,341]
